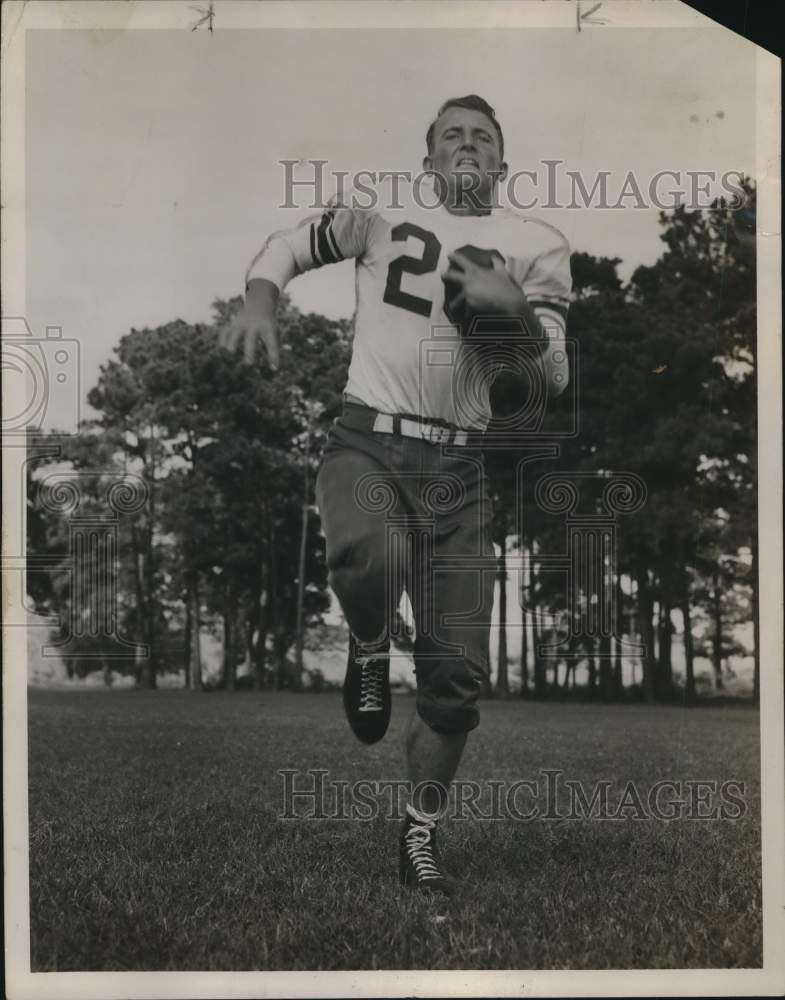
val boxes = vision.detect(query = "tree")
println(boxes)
[483,183,756,705]
[493,500,510,696]
[31,294,350,690]
[28,189,756,703]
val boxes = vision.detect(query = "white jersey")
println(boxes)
[247,198,571,429]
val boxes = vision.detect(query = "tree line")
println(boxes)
[26,187,757,703]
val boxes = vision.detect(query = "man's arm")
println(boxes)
[442,242,571,398]
[521,236,572,399]
[221,277,281,367]
[444,250,550,336]
[221,205,376,366]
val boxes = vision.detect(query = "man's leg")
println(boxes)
[315,419,404,743]
[399,447,495,892]
[315,446,393,645]
[406,713,466,817]
[400,647,485,894]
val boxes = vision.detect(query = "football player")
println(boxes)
[223,95,571,894]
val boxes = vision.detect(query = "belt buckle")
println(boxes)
[425,423,450,445]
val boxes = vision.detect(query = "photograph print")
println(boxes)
[2,1,782,998]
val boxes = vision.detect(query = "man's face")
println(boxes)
[424,106,507,210]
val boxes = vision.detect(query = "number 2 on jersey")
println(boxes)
[382,222,441,317]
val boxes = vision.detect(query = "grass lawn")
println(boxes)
[28,688,761,971]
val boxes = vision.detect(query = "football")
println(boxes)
[442,244,523,341]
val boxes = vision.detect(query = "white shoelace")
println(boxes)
[404,819,442,881]
[357,654,386,712]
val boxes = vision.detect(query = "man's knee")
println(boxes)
[326,529,394,639]
[327,530,388,599]
[415,657,486,734]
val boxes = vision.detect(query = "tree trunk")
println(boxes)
[520,562,529,697]
[140,550,157,688]
[183,578,192,689]
[681,584,696,706]
[141,606,157,690]
[253,514,273,690]
[612,573,623,698]
[249,552,267,691]
[599,632,612,701]
[628,579,638,687]
[274,628,288,691]
[532,605,546,698]
[189,573,202,692]
[235,601,246,686]
[658,599,674,701]
[130,520,146,687]
[587,639,597,696]
[561,637,574,690]
[266,510,288,690]
[751,536,759,705]
[254,608,269,690]
[223,582,237,692]
[550,646,561,697]
[143,440,157,689]
[652,598,662,696]
[496,542,509,696]
[711,570,724,691]
[133,644,144,689]
[637,566,655,704]
[294,448,310,688]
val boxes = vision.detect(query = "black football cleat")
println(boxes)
[399,811,454,896]
[342,633,391,744]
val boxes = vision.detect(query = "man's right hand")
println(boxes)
[219,278,281,369]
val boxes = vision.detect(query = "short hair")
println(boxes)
[426,95,505,159]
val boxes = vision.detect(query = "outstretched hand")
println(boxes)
[219,278,281,369]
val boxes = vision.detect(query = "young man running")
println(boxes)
[224,95,571,894]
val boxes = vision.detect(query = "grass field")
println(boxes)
[28,688,761,971]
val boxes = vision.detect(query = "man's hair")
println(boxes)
[426,95,505,159]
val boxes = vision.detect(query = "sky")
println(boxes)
[24,24,756,430]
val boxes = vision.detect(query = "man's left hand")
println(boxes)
[442,251,526,319]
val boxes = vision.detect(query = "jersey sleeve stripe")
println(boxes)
[326,223,344,262]
[309,223,321,266]
[316,213,339,266]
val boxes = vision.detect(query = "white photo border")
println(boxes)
[2,2,782,997]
